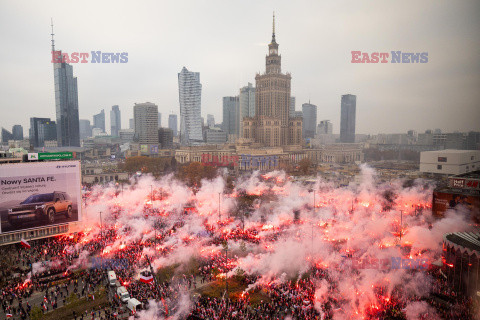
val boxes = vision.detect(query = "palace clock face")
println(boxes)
[271,49,277,55]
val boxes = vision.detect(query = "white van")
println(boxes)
[116,286,130,303]
[107,271,117,287]
[127,298,143,313]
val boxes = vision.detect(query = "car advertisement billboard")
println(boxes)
[0,161,81,234]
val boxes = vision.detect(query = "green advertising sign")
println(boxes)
[37,152,73,160]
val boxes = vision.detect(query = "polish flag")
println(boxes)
[20,238,31,249]
[139,273,154,284]
[6,314,12,318]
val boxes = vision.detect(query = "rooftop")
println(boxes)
[423,149,480,154]
[451,170,480,180]
[444,231,480,254]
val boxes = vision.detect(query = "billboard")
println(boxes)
[449,177,480,190]
[0,161,82,234]
[433,190,480,223]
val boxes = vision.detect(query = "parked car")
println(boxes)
[8,191,73,226]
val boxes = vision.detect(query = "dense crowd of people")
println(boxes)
[0,210,478,320]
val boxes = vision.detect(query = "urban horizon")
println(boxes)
[0,1,479,136]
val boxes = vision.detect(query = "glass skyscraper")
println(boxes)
[53,44,80,146]
[302,103,317,139]
[168,114,178,137]
[93,109,106,133]
[12,125,23,140]
[30,117,56,147]
[237,83,255,137]
[110,105,121,136]
[340,94,356,143]
[223,96,238,136]
[178,67,203,145]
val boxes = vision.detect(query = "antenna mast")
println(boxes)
[50,18,55,52]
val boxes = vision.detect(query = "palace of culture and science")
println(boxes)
[243,15,302,147]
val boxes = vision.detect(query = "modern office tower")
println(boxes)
[12,125,23,140]
[243,14,302,146]
[93,109,105,133]
[158,112,162,128]
[158,128,173,149]
[1,128,13,143]
[317,120,333,135]
[129,118,134,130]
[207,114,215,128]
[30,117,56,147]
[134,102,159,144]
[340,94,356,143]
[289,96,296,117]
[302,103,317,139]
[223,96,238,135]
[110,105,121,137]
[237,83,255,137]
[178,67,203,145]
[38,121,57,147]
[79,119,92,139]
[168,114,178,136]
[51,24,80,147]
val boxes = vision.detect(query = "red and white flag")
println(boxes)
[139,273,154,284]
[20,238,31,249]
[161,297,168,315]
[6,313,12,318]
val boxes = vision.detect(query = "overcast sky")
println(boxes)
[0,0,479,135]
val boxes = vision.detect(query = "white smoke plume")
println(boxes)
[73,165,475,318]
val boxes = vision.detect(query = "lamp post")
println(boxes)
[311,222,314,254]
[99,211,103,245]
[225,242,228,296]
[218,192,221,221]
[313,191,316,211]
[400,210,403,242]
[145,255,162,307]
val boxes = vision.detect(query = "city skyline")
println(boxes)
[0,0,479,135]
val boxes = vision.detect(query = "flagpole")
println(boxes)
[144,255,161,301]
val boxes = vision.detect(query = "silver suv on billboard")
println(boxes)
[8,191,73,226]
